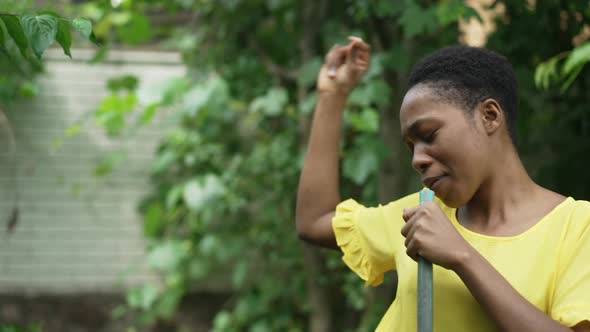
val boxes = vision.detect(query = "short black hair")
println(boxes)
[407,46,518,143]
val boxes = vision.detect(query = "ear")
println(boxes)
[478,98,503,136]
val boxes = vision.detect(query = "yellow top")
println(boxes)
[332,192,590,331]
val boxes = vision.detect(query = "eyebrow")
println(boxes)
[402,118,432,139]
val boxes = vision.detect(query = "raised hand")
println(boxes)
[317,36,371,96]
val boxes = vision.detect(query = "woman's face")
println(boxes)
[400,86,490,208]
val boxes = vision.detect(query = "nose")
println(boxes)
[411,144,432,174]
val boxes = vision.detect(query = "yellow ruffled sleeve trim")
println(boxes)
[553,304,590,328]
[332,199,384,287]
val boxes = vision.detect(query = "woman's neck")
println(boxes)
[458,148,546,232]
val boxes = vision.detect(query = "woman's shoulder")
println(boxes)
[567,197,590,221]
[554,197,590,239]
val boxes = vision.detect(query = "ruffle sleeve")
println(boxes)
[332,199,385,286]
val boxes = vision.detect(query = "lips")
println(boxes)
[422,175,445,190]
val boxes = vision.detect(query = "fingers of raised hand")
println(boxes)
[347,37,370,70]
[324,44,348,78]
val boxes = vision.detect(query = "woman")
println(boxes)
[295,36,590,331]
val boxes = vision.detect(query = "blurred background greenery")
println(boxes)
[1,0,590,331]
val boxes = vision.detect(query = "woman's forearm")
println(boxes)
[454,247,572,332]
[295,92,347,244]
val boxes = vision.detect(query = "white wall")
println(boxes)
[0,48,186,294]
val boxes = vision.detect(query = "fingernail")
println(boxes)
[327,67,336,77]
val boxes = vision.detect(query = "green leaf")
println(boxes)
[141,103,159,124]
[462,6,483,24]
[94,152,127,176]
[144,204,164,238]
[343,146,379,184]
[165,185,184,209]
[183,174,225,212]
[232,260,248,288]
[65,124,81,137]
[560,64,583,94]
[299,91,317,114]
[18,81,39,97]
[250,87,288,116]
[152,149,176,174]
[189,258,210,279]
[155,287,183,319]
[213,311,233,330]
[0,19,6,47]
[182,76,229,117]
[436,0,465,26]
[20,14,58,59]
[72,17,92,39]
[198,235,219,256]
[127,285,160,310]
[563,43,590,76]
[107,75,139,92]
[117,14,153,45]
[55,19,72,57]
[348,108,379,133]
[297,58,322,87]
[95,94,138,135]
[534,55,559,90]
[147,241,189,272]
[435,1,482,26]
[399,4,438,38]
[342,136,388,184]
[373,1,403,17]
[1,15,29,57]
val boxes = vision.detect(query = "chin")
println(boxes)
[435,190,465,208]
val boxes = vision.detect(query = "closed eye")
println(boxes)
[423,129,438,144]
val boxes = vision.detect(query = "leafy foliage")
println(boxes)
[79,0,482,330]
[48,0,590,330]
[1,13,95,60]
[0,4,97,107]
[536,42,590,93]
[488,0,590,199]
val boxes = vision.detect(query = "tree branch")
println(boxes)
[250,39,298,82]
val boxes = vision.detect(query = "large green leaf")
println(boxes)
[562,42,590,76]
[343,146,380,184]
[19,14,58,59]
[183,174,225,212]
[55,19,71,58]
[0,14,28,57]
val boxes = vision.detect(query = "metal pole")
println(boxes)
[418,188,434,332]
